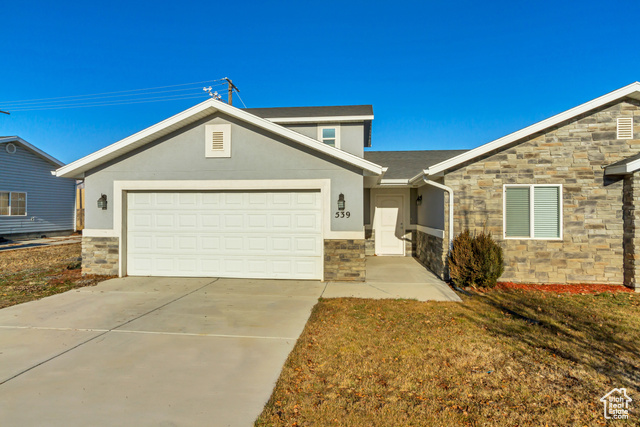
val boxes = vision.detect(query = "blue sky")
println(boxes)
[2,1,640,164]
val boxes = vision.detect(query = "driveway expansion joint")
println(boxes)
[0,278,220,386]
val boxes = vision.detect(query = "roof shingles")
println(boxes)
[364,150,469,180]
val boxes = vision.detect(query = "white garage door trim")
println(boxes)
[111,179,364,277]
[127,190,323,279]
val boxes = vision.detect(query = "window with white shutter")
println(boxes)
[504,185,562,239]
[205,124,231,158]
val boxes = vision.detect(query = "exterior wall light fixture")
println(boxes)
[97,194,108,210]
[416,195,423,206]
[338,193,345,211]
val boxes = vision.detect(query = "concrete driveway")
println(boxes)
[0,277,324,427]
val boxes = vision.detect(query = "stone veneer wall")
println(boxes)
[324,239,366,281]
[405,230,416,257]
[623,174,640,289]
[443,99,640,284]
[82,236,119,276]
[415,230,446,279]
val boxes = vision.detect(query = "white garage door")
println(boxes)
[126,191,323,279]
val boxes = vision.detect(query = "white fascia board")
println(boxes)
[0,136,65,167]
[604,165,630,175]
[56,100,382,178]
[55,100,217,178]
[408,170,427,184]
[267,115,374,124]
[425,82,640,176]
[605,159,640,175]
[378,178,411,186]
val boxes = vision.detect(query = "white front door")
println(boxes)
[126,191,323,279]
[374,195,405,256]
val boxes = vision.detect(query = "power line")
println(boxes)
[0,84,226,107]
[0,79,225,105]
[0,86,222,108]
[234,88,247,108]
[8,94,208,112]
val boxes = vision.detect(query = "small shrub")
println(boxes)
[448,229,504,288]
[448,229,477,287]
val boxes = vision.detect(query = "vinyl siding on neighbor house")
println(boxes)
[0,142,75,236]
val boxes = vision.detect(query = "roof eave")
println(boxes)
[56,100,383,178]
[605,160,640,175]
[0,136,65,167]
[267,115,374,124]
[425,82,640,176]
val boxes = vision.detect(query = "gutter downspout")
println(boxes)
[422,177,454,249]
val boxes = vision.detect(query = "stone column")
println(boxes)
[623,174,640,290]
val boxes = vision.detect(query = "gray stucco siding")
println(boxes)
[85,112,365,232]
[416,183,445,230]
[0,142,75,236]
[283,122,364,158]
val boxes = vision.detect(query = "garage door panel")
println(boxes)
[201,214,220,228]
[201,236,221,250]
[127,191,322,279]
[223,236,244,251]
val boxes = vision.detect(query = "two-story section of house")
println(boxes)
[56,101,390,281]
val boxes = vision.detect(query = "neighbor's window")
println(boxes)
[318,125,340,148]
[0,192,27,216]
[504,185,561,239]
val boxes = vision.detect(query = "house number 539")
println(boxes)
[335,211,351,218]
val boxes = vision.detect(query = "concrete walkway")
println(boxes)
[322,256,461,302]
[0,277,325,426]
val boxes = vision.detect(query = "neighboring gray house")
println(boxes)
[55,82,640,289]
[0,136,75,239]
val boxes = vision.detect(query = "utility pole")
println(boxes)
[223,77,239,106]
[0,110,9,115]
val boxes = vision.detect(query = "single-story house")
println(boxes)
[0,136,76,239]
[408,82,640,290]
[56,82,640,289]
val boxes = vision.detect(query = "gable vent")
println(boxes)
[205,124,231,158]
[211,132,224,151]
[617,117,634,140]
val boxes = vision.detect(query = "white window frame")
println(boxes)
[503,184,562,240]
[318,125,341,149]
[0,191,28,216]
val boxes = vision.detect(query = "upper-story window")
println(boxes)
[0,192,27,216]
[318,125,341,149]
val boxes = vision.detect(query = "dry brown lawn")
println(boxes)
[0,243,112,308]
[256,290,640,426]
